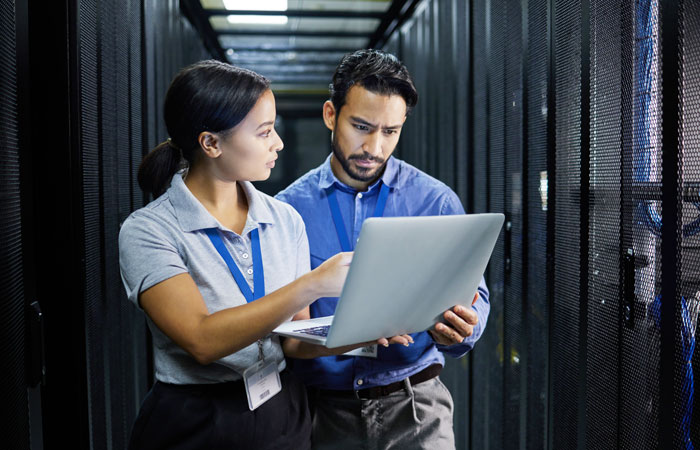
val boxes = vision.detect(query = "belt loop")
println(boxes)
[402,377,414,397]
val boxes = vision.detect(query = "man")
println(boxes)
[276,49,490,450]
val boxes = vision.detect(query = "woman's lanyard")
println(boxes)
[205,228,265,303]
[326,183,390,252]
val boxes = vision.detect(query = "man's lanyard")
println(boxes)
[205,228,265,302]
[326,183,390,252]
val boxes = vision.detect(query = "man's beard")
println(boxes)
[331,131,388,183]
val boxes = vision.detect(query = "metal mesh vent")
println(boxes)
[384,0,697,448]
[525,1,550,448]
[618,0,663,448]
[677,0,700,446]
[504,0,525,446]
[551,0,582,448]
[486,0,507,448]
[586,0,624,448]
[0,0,29,448]
[469,0,493,447]
[78,1,106,447]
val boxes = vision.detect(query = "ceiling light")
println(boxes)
[227,15,288,25]
[223,0,287,11]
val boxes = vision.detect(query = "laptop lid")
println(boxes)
[273,213,504,348]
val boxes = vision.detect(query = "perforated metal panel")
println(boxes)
[487,0,508,446]
[503,1,525,447]
[0,0,29,448]
[551,1,583,448]
[466,1,494,448]
[472,1,488,218]
[678,0,700,446]
[524,1,550,448]
[382,0,696,448]
[620,0,663,448]
[452,0,470,207]
[585,0,623,448]
[77,1,107,447]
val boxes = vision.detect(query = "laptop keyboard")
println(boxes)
[293,325,330,337]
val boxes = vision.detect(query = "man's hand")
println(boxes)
[428,294,479,346]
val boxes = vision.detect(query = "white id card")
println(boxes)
[243,360,282,411]
[344,344,378,358]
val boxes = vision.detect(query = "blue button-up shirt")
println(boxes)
[275,155,490,390]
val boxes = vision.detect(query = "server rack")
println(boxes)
[387,0,698,448]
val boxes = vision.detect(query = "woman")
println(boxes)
[119,60,408,450]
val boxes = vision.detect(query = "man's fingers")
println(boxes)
[435,322,465,344]
[453,305,478,325]
[443,310,473,337]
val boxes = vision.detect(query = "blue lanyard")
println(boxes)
[326,183,390,252]
[205,228,265,303]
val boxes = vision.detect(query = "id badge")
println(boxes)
[243,360,282,411]
[344,344,378,358]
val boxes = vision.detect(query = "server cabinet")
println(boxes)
[385,0,698,448]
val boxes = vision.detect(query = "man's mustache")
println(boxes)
[347,152,385,164]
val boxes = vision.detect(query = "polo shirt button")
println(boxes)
[242,253,249,259]
[247,268,253,275]
[357,379,363,386]
[357,193,363,199]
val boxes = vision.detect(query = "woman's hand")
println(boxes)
[308,252,354,298]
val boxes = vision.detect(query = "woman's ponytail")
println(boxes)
[137,139,183,198]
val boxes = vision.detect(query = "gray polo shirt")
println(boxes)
[119,172,310,384]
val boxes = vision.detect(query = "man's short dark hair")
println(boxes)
[330,49,418,115]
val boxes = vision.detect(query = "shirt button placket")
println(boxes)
[239,234,253,279]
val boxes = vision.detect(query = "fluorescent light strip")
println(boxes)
[223,0,287,11]
[227,15,288,25]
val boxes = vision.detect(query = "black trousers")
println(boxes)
[128,369,311,450]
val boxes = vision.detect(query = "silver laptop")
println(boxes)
[273,213,504,348]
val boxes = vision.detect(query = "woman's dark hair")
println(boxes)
[138,60,270,198]
[329,49,418,116]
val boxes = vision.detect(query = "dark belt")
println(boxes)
[315,364,442,400]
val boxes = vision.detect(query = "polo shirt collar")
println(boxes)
[318,153,401,192]
[167,171,275,233]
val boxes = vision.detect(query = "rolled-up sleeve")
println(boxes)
[118,213,188,308]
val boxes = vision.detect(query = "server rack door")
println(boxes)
[676,1,700,446]
[1,0,31,447]
[551,0,585,448]
[524,1,551,449]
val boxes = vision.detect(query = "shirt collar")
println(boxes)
[167,171,275,233]
[318,153,400,192]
